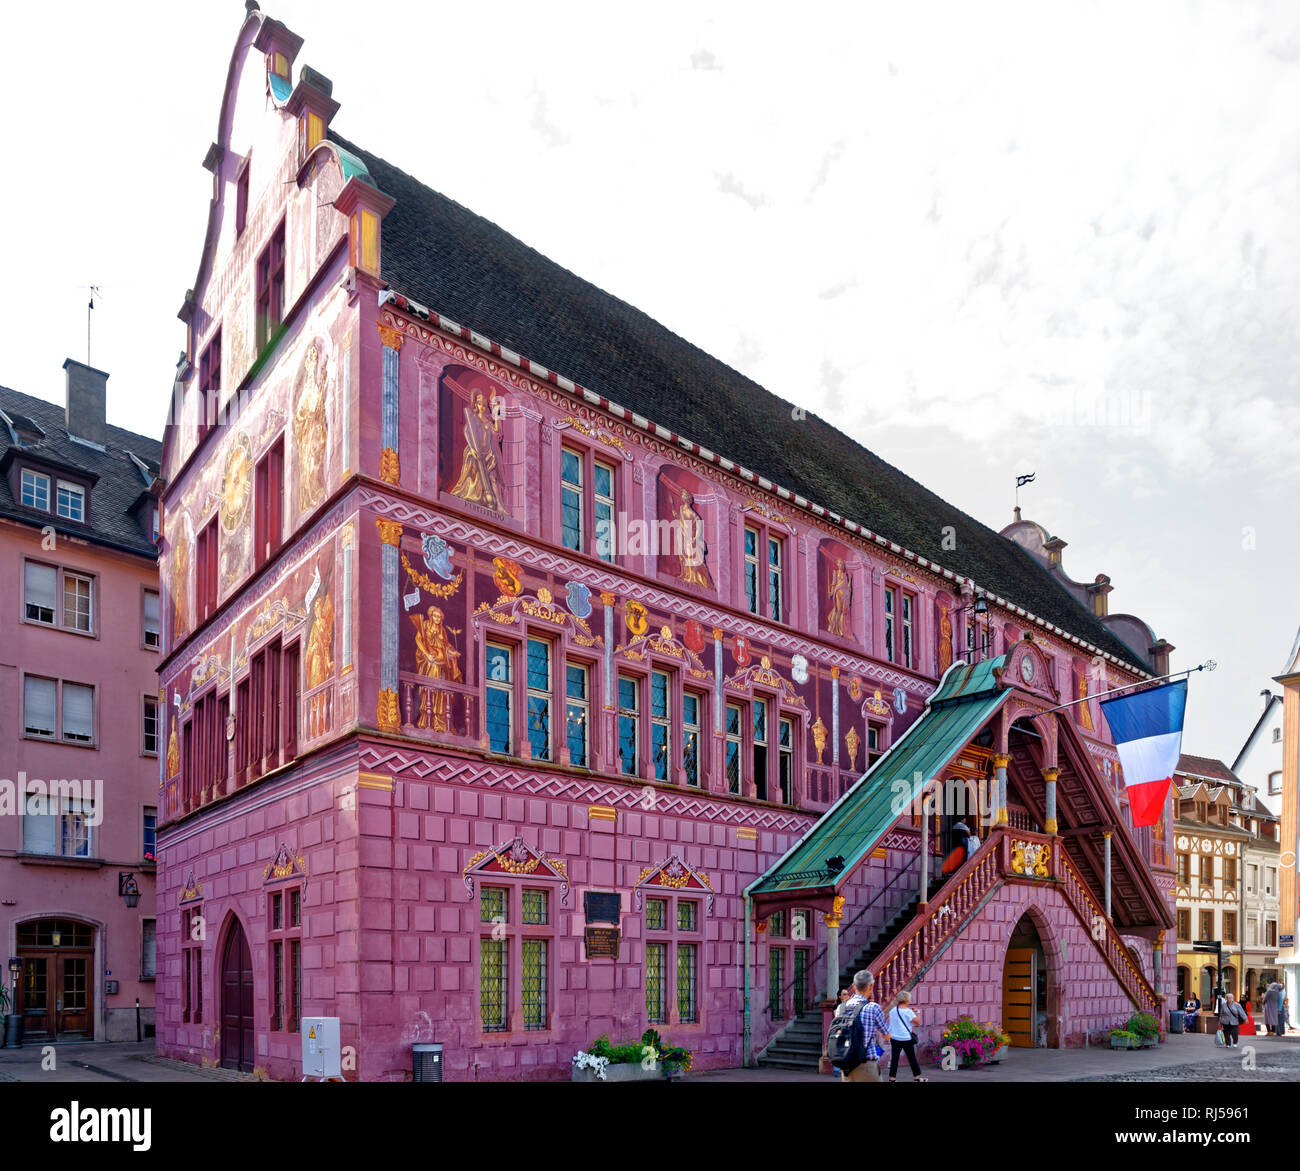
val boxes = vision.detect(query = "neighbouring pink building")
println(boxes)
[156,8,1177,1081]
[1,361,162,1042]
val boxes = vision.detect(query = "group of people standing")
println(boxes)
[832,970,929,1082]
[1181,980,1290,1045]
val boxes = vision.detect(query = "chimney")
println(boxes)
[63,358,109,445]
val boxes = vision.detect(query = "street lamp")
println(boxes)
[118,872,141,909]
[973,595,989,662]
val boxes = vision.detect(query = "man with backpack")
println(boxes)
[826,970,891,1082]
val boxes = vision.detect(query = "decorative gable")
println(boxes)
[633,854,715,915]
[263,842,307,885]
[462,836,570,905]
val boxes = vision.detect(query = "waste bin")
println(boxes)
[412,1043,443,1082]
[1168,1009,1184,1034]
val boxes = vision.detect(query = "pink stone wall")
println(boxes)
[905,880,1164,1056]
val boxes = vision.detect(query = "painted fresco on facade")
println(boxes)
[440,365,509,516]
[655,466,715,591]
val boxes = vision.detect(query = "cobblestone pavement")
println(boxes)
[1078,1044,1300,1082]
[0,1041,256,1082]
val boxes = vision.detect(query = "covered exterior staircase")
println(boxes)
[751,649,1172,1072]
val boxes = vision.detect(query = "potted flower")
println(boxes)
[1109,1028,1137,1050]
[940,1015,1010,1068]
[1126,1012,1159,1048]
[572,1031,694,1082]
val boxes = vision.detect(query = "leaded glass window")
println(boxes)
[646,898,667,931]
[521,938,548,1030]
[646,941,667,1024]
[480,937,507,1032]
[677,943,698,1023]
[522,888,548,925]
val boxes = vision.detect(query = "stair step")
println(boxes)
[758,1057,821,1071]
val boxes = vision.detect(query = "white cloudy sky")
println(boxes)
[2,1,1297,764]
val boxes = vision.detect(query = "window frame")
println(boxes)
[267,883,304,1034]
[525,635,554,763]
[475,881,558,1039]
[485,640,515,757]
[198,330,222,438]
[255,220,287,354]
[557,439,618,563]
[142,586,161,650]
[142,694,160,757]
[55,479,86,523]
[20,467,51,511]
[564,658,592,769]
[642,890,703,1029]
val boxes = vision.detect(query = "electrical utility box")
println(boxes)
[301,1016,342,1080]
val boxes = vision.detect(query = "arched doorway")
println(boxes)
[16,918,96,1040]
[1003,914,1052,1047]
[1177,965,1190,1003]
[220,918,255,1072]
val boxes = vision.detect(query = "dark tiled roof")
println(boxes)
[1176,754,1240,784]
[0,385,161,558]
[334,132,1152,671]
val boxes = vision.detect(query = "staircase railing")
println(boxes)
[1057,847,1162,1017]
[869,831,1004,1006]
[762,848,933,1020]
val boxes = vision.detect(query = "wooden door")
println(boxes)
[220,920,255,1072]
[21,955,54,1039]
[1002,947,1036,1048]
[57,956,91,1036]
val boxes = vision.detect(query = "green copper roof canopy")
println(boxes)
[750,656,1009,898]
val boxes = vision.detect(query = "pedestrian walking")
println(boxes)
[1282,996,1290,1035]
[836,970,890,1083]
[1263,981,1284,1036]
[1217,991,1246,1047]
[885,990,927,1082]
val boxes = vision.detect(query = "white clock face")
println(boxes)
[1020,656,1035,684]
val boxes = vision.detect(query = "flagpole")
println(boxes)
[1022,659,1216,718]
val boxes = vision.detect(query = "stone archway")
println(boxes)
[218,914,254,1073]
[1003,907,1060,1048]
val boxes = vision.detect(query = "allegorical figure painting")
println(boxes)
[170,520,191,641]
[938,601,953,673]
[449,388,508,513]
[410,605,463,732]
[827,557,852,637]
[295,337,330,513]
[305,590,335,690]
[656,469,713,591]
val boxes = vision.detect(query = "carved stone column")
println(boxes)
[1103,829,1113,920]
[377,323,403,485]
[1042,766,1060,834]
[993,752,1011,825]
[376,517,403,731]
[823,896,845,1000]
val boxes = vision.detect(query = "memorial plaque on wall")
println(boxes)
[584,891,621,924]
[585,926,621,959]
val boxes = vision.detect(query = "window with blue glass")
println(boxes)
[485,642,513,754]
[526,638,552,761]
[618,675,639,777]
[593,461,615,562]
[767,536,783,621]
[565,661,589,767]
[683,692,701,786]
[744,527,759,613]
[651,670,670,781]
[560,448,583,552]
[143,806,157,862]
[725,702,742,794]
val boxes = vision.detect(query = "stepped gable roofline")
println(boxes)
[329,122,1159,676]
[0,383,161,558]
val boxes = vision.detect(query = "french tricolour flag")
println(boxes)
[1099,679,1187,828]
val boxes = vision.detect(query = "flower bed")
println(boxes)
[940,1015,1010,1068]
[571,1030,694,1082]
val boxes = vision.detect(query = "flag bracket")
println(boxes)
[1021,660,1215,719]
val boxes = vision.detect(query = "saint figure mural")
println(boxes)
[827,557,852,637]
[938,603,953,673]
[295,339,330,512]
[171,531,190,641]
[665,483,713,590]
[1077,673,1095,732]
[449,389,508,513]
[305,592,335,690]
[410,605,463,732]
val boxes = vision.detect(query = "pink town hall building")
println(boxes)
[155,8,1179,1080]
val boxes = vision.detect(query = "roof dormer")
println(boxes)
[286,65,339,167]
[253,15,304,104]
